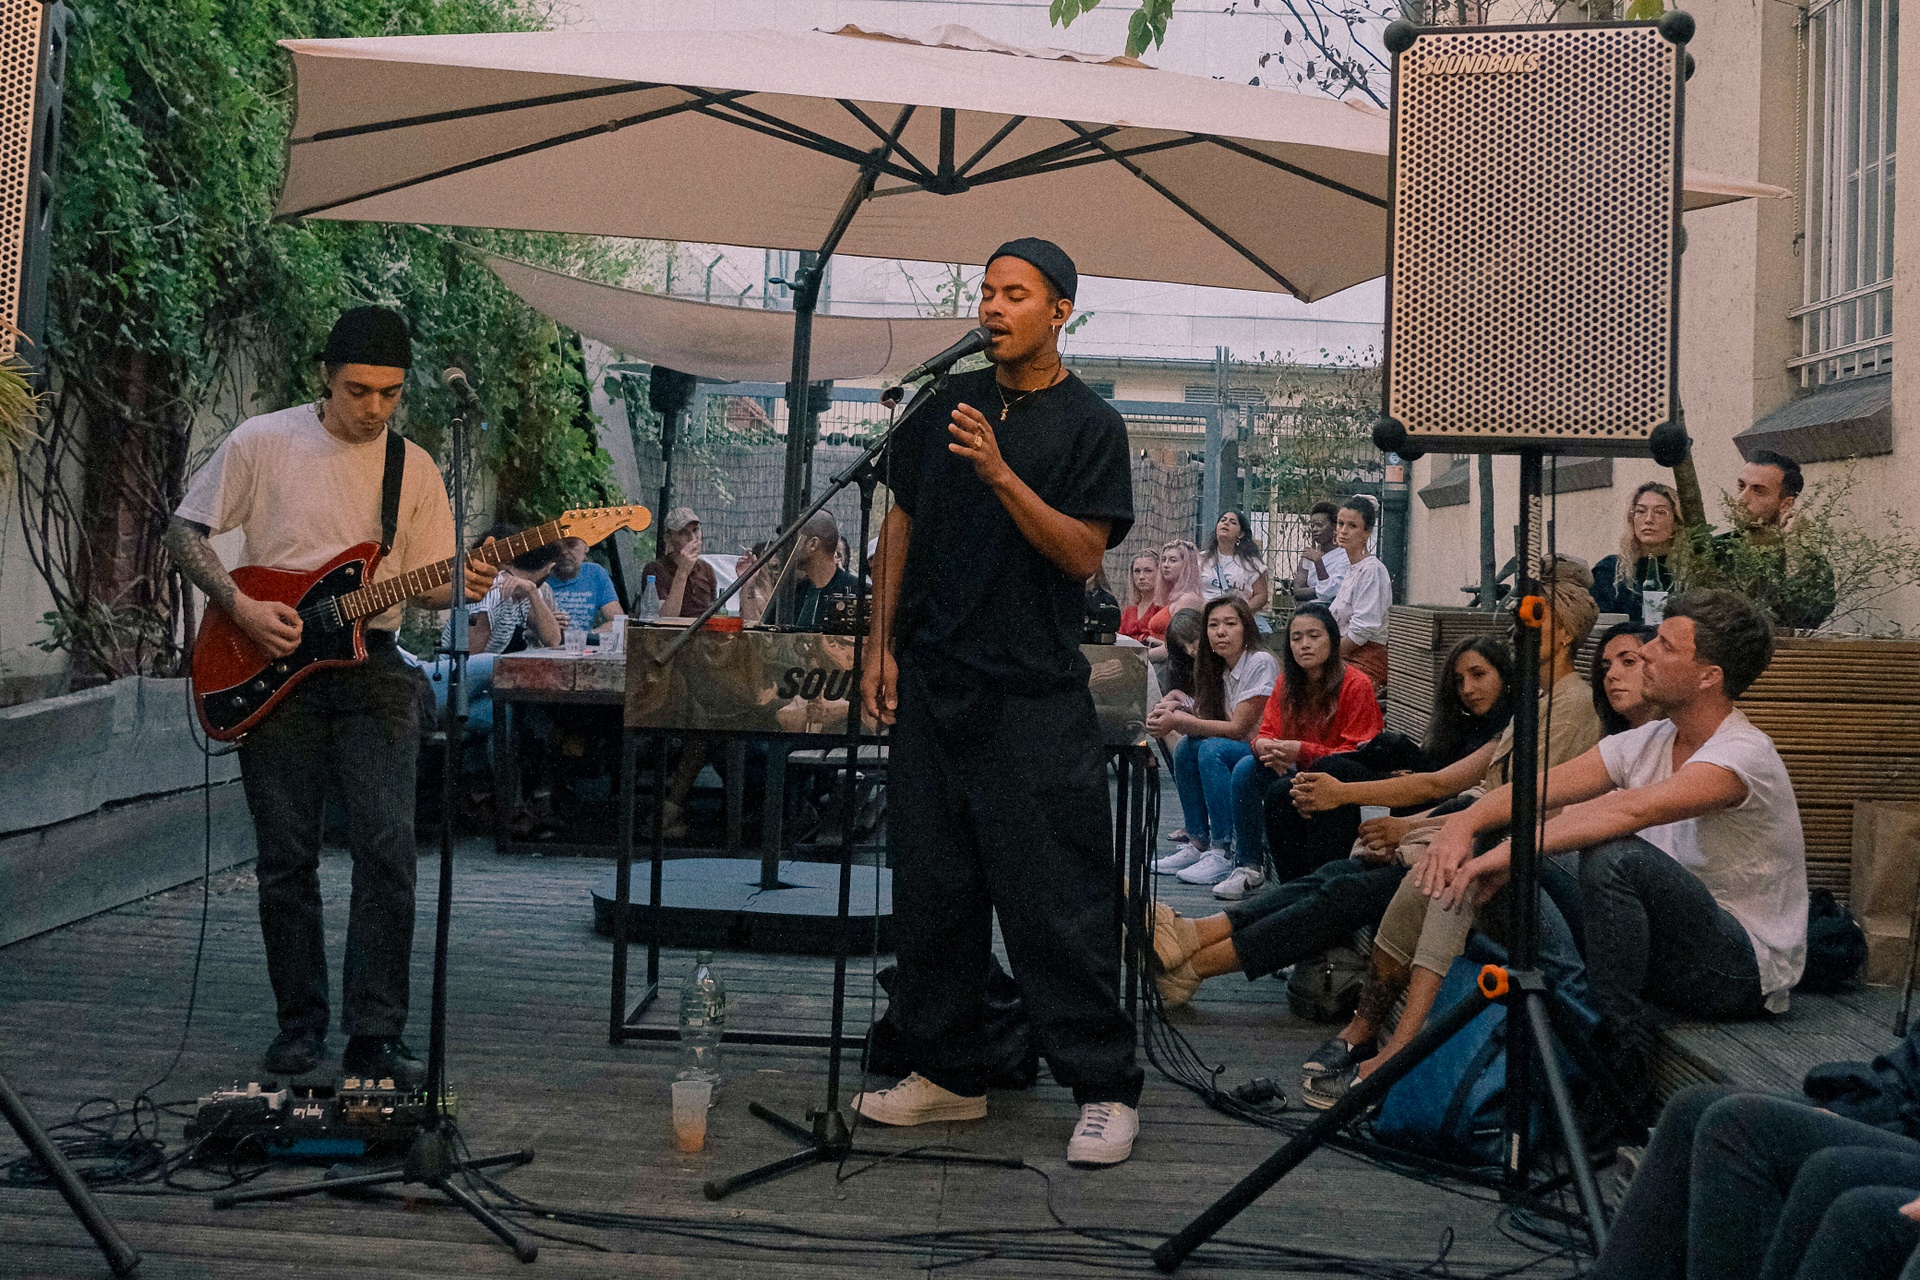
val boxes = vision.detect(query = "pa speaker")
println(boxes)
[1379,18,1691,457]
[0,0,68,368]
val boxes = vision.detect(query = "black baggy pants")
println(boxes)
[238,637,420,1041]
[886,666,1143,1107]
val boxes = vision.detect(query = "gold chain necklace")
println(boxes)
[995,367,1065,422]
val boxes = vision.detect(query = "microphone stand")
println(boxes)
[213,385,539,1262]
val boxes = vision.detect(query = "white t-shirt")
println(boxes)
[1301,545,1351,603]
[1597,709,1809,1010]
[1329,555,1392,646]
[1220,647,1279,740]
[1202,553,1266,603]
[177,404,457,631]
[442,579,559,655]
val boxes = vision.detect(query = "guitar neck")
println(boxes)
[339,518,566,621]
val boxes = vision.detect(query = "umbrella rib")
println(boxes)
[955,115,1030,178]
[961,125,1125,186]
[836,99,939,186]
[966,134,1206,187]
[294,80,664,144]
[685,92,924,184]
[1061,122,1303,298]
[1204,136,1387,209]
[278,92,739,221]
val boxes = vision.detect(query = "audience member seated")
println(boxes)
[735,540,775,625]
[1147,631,1515,1008]
[1144,538,1204,660]
[1418,588,1807,1104]
[1291,500,1350,605]
[1687,449,1836,631]
[1118,551,1159,642]
[1149,609,1206,826]
[643,506,717,619]
[1085,566,1121,624]
[1201,508,1270,627]
[1214,603,1382,901]
[784,510,859,629]
[1147,596,1277,890]
[1327,496,1391,694]
[1302,609,1659,1108]
[1593,1085,1920,1280]
[1590,482,1680,625]
[546,535,625,635]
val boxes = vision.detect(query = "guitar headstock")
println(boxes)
[558,505,653,546]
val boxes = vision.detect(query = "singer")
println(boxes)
[856,238,1144,1166]
[165,307,494,1088]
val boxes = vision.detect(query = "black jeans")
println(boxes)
[1578,836,1767,1040]
[1222,859,1405,981]
[1261,753,1384,885]
[238,639,420,1041]
[886,667,1142,1107]
[1593,1086,1920,1280]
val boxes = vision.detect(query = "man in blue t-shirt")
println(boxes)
[547,537,624,634]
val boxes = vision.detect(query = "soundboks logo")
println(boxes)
[1412,51,1544,76]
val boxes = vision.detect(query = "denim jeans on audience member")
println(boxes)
[1592,1086,1920,1280]
[1229,753,1286,871]
[1171,736,1253,857]
[1578,835,1766,1038]
[423,651,498,773]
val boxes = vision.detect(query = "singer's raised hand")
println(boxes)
[948,404,1011,487]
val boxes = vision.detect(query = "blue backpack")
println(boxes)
[1371,953,1596,1168]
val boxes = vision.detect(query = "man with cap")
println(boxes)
[856,238,1144,1166]
[642,506,716,620]
[165,306,495,1087]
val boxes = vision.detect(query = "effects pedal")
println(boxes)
[186,1077,455,1161]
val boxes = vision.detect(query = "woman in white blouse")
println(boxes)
[1200,509,1270,624]
[1327,495,1391,695]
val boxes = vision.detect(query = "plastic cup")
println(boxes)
[671,1078,711,1152]
[563,627,587,654]
[1359,805,1391,823]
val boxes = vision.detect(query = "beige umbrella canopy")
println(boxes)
[277,23,1779,305]
[478,251,979,384]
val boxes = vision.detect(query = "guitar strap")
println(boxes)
[379,429,405,556]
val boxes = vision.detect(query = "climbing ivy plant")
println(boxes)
[22,0,640,681]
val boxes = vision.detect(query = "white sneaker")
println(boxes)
[1212,865,1266,900]
[1151,842,1205,874]
[1067,1101,1138,1167]
[1176,850,1236,885]
[849,1073,987,1126]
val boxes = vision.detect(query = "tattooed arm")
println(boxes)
[165,516,303,658]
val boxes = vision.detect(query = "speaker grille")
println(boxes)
[1385,25,1681,452]
[0,0,40,360]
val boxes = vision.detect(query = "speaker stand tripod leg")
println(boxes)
[1520,990,1608,1248]
[0,1070,140,1277]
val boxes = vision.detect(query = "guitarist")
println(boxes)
[164,307,495,1087]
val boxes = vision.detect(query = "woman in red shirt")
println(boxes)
[1118,551,1160,642]
[1226,602,1382,897]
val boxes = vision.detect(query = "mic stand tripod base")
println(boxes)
[212,1125,541,1263]
[702,1101,1025,1202]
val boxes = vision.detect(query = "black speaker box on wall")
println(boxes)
[1375,16,1694,460]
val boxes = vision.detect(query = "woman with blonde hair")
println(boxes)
[1144,538,1204,660]
[1590,481,1680,625]
[1119,550,1160,642]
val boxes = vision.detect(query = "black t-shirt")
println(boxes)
[791,565,860,630]
[886,368,1133,695]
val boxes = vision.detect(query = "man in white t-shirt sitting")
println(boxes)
[1417,588,1805,1085]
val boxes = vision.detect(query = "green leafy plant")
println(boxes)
[0,347,44,487]
[1251,348,1382,515]
[1050,0,1173,59]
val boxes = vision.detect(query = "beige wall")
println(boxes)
[1405,0,1918,632]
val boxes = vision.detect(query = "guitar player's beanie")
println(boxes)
[321,306,412,370]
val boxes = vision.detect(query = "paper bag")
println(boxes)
[1851,801,1920,985]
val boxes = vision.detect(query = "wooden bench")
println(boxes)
[1653,985,1906,1099]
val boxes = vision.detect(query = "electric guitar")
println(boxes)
[190,505,652,742]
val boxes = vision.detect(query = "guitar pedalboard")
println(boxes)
[185,1077,455,1161]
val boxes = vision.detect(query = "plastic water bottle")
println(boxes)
[678,951,726,1084]
[1640,558,1669,625]
[637,574,662,621]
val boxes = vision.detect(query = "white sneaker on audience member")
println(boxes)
[1212,866,1266,900]
[1151,842,1205,874]
[849,1073,987,1126]
[1175,850,1236,885]
[1067,1102,1138,1167]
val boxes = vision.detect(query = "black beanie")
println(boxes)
[321,306,412,369]
[987,238,1077,303]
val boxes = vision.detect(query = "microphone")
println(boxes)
[881,326,993,406]
[443,367,484,415]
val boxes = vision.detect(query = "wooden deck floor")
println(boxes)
[1,770,1594,1280]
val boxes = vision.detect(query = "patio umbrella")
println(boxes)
[277,22,1783,516]
[477,251,979,384]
